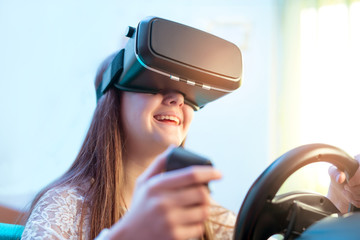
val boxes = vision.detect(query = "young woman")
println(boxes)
[20,53,360,240]
[21,53,236,240]
[21,21,360,240]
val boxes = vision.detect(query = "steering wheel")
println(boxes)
[233,143,359,240]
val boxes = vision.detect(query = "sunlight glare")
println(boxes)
[298,3,360,193]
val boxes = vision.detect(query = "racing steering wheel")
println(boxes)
[233,143,359,240]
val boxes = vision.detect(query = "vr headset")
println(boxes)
[96,16,243,110]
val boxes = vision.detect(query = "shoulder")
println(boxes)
[33,184,89,218]
[22,183,91,239]
[43,184,89,206]
[209,199,237,239]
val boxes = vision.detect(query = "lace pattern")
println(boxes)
[22,185,235,239]
[22,185,90,240]
[209,200,237,239]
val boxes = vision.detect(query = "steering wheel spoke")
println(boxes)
[275,192,339,239]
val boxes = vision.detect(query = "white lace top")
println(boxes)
[22,184,236,239]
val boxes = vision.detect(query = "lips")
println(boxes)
[154,113,181,125]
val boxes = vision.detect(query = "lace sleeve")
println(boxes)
[209,201,237,240]
[22,186,90,240]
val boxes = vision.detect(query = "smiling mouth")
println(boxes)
[154,115,181,125]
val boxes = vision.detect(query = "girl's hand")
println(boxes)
[327,154,360,213]
[108,147,222,240]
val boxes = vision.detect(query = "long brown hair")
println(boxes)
[26,54,127,238]
[26,53,214,239]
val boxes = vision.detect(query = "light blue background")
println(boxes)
[0,0,279,213]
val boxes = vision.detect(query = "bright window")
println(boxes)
[299,3,360,153]
[278,1,360,195]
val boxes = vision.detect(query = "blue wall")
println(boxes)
[0,0,279,213]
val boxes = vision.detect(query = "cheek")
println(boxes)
[121,93,161,131]
[121,94,145,133]
[183,106,194,132]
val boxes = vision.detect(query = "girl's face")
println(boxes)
[121,91,194,152]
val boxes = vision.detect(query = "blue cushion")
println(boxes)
[0,223,24,240]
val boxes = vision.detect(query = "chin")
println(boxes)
[155,137,183,149]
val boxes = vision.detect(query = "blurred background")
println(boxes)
[0,0,359,217]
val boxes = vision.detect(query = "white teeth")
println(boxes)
[155,115,180,125]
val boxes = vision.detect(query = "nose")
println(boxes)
[162,91,184,108]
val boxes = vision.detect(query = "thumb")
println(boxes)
[139,145,176,182]
[328,165,346,184]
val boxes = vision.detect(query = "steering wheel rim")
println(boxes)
[233,143,359,240]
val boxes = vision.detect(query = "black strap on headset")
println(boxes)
[96,49,125,101]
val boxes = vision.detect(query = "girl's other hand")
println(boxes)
[327,154,360,213]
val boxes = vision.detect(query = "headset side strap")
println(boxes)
[96,49,125,101]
